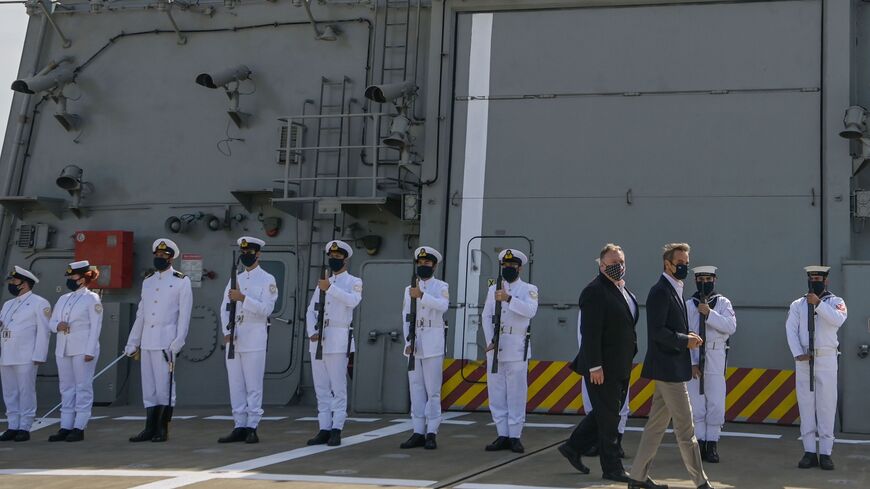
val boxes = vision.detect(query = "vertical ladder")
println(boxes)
[380,0,411,85]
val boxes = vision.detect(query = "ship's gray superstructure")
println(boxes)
[2,0,870,437]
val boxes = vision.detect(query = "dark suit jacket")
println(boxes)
[571,273,639,381]
[640,274,692,382]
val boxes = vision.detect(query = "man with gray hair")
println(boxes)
[628,243,713,489]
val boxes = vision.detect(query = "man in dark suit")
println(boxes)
[559,244,638,483]
[628,243,713,489]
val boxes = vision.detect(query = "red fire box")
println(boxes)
[73,230,134,289]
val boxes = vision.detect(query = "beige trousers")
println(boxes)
[629,380,708,487]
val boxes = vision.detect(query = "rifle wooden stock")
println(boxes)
[406,272,418,371]
[491,273,504,374]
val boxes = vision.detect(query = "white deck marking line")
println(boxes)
[798,436,870,444]
[123,412,468,488]
[295,416,381,423]
[114,416,147,421]
[202,415,286,421]
[389,418,475,426]
[29,418,60,432]
[485,422,573,429]
[623,426,781,439]
[456,484,575,489]
[0,469,436,487]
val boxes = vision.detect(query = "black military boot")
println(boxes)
[307,429,331,446]
[245,428,259,444]
[327,429,341,446]
[130,407,158,442]
[617,433,626,458]
[485,436,510,451]
[424,433,437,449]
[13,430,30,442]
[557,443,590,474]
[698,439,707,461]
[154,406,173,442]
[400,433,426,449]
[819,454,835,470]
[217,427,247,443]
[509,437,525,453]
[48,428,71,442]
[0,429,18,441]
[706,441,720,463]
[65,428,84,442]
[798,451,819,469]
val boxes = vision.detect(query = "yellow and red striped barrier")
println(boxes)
[441,359,799,425]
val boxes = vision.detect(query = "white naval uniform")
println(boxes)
[220,265,278,429]
[482,278,538,438]
[0,291,51,431]
[403,277,450,435]
[786,292,847,456]
[686,294,737,442]
[305,271,362,431]
[577,310,631,433]
[49,287,103,430]
[125,267,192,408]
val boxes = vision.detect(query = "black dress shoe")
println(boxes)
[628,478,669,489]
[64,428,84,442]
[245,428,259,444]
[400,433,426,449]
[48,428,71,442]
[697,483,716,489]
[485,436,510,451]
[217,427,247,443]
[706,441,719,463]
[798,451,819,469]
[819,454,834,470]
[307,429,331,446]
[13,430,30,442]
[509,437,524,453]
[130,407,158,442]
[0,429,18,441]
[602,470,631,483]
[617,433,626,458]
[327,429,341,446]
[424,433,437,450]
[556,443,590,474]
[583,444,599,457]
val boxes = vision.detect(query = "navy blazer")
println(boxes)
[640,275,693,383]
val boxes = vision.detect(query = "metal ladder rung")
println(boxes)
[382,67,406,71]
[385,22,409,26]
[384,44,408,48]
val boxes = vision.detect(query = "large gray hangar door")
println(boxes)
[447,0,822,373]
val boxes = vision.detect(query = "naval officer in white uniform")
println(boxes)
[124,238,192,443]
[686,266,737,464]
[482,249,539,454]
[0,266,51,442]
[218,237,278,444]
[47,261,103,442]
[305,240,362,447]
[400,246,450,450]
[787,265,847,471]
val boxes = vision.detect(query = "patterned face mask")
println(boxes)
[604,263,625,281]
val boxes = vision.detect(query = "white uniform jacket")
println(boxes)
[306,271,363,355]
[403,278,450,359]
[786,293,847,357]
[482,279,539,362]
[50,288,103,357]
[686,294,737,369]
[221,266,279,353]
[126,267,193,352]
[0,292,52,365]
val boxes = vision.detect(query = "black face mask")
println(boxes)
[328,257,345,273]
[672,263,689,280]
[501,267,519,283]
[603,263,625,282]
[66,278,80,291]
[7,283,21,297]
[808,280,826,296]
[240,253,257,267]
[416,265,434,280]
[153,257,170,271]
[696,281,714,297]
